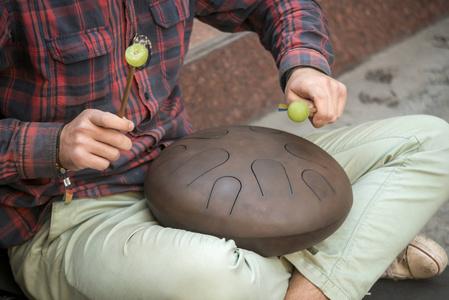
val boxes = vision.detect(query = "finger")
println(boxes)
[88,110,134,132]
[67,142,112,171]
[310,88,334,127]
[336,83,347,118]
[64,137,123,170]
[79,152,112,171]
[327,80,344,123]
[313,79,346,127]
[85,138,123,161]
[92,127,133,151]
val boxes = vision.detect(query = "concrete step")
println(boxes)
[180,1,449,131]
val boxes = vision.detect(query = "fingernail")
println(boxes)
[128,122,134,131]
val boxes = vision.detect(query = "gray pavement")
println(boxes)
[250,16,449,137]
[249,16,449,299]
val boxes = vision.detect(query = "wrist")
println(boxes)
[55,124,74,204]
[55,124,66,173]
[282,67,300,91]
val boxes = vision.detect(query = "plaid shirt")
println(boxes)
[0,0,333,247]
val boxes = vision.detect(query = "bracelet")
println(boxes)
[282,66,301,92]
[284,67,301,84]
[55,124,74,204]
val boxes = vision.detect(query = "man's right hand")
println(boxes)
[59,109,135,171]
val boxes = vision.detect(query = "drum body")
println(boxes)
[144,126,353,257]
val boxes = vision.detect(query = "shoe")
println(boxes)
[381,234,448,280]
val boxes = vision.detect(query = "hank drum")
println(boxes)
[144,126,353,257]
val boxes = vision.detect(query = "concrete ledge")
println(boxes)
[179,32,282,131]
[180,1,449,130]
[184,21,248,65]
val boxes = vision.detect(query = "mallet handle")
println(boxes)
[118,66,136,118]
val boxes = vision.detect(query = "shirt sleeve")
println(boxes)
[195,0,334,88]
[0,6,63,182]
[0,119,62,183]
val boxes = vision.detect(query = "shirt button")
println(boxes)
[144,92,150,100]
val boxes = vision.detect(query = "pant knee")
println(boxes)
[168,241,262,300]
[151,239,288,300]
[114,236,280,300]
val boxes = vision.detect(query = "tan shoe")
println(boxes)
[381,234,448,280]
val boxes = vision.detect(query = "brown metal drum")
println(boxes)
[144,126,353,257]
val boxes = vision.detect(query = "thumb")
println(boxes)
[88,110,135,131]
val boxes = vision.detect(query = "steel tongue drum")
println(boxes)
[144,126,353,257]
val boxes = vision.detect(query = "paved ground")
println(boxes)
[250,16,449,299]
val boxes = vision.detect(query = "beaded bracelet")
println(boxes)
[282,66,301,90]
[55,124,74,204]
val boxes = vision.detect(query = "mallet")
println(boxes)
[278,101,317,122]
[118,37,150,118]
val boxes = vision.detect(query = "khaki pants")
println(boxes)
[9,115,449,300]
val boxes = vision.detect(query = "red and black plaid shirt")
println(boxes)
[0,0,333,247]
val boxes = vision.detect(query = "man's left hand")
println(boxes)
[284,67,347,128]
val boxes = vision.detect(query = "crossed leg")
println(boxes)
[285,115,449,299]
[9,115,449,300]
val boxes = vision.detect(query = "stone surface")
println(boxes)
[179,33,283,131]
[319,0,449,73]
[180,2,449,131]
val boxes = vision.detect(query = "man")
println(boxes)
[1,0,448,299]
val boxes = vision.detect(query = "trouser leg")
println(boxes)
[285,115,449,300]
[10,115,449,300]
[9,193,291,300]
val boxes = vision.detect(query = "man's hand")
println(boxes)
[285,67,347,128]
[59,109,135,171]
